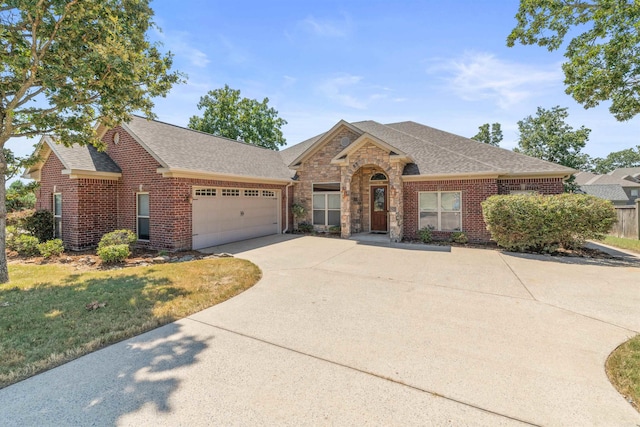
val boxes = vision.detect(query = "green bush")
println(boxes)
[13,234,40,256]
[23,210,54,242]
[291,203,305,219]
[450,231,469,244]
[98,229,137,250]
[328,225,341,234]
[297,222,314,233]
[482,193,617,252]
[97,244,130,263]
[37,239,64,258]
[5,225,20,251]
[419,226,433,243]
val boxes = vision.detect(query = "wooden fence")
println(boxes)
[609,200,640,239]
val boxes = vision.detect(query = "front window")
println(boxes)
[137,193,150,240]
[631,189,639,197]
[312,183,340,226]
[53,193,62,238]
[419,191,461,231]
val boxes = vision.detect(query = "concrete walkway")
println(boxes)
[1,235,639,426]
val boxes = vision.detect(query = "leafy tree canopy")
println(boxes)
[514,106,591,171]
[471,123,503,146]
[189,85,287,150]
[590,146,640,173]
[0,0,183,283]
[507,0,640,121]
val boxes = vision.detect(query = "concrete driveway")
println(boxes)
[1,235,639,426]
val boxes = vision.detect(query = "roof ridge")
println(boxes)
[379,122,506,171]
[129,115,281,152]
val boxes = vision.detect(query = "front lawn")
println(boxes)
[607,335,640,412]
[0,258,261,388]
[603,236,640,254]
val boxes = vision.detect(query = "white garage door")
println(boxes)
[192,187,280,250]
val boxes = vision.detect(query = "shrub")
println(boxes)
[37,239,64,258]
[297,222,314,233]
[291,203,305,219]
[328,225,341,234]
[6,209,34,228]
[450,231,468,244]
[23,210,54,242]
[5,225,20,251]
[97,244,130,263]
[419,226,433,243]
[13,234,40,256]
[482,193,616,253]
[98,229,137,250]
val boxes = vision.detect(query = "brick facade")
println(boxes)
[37,127,290,251]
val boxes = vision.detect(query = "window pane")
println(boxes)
[313,210,325,225]
[313,183,340,192]
[441,192,460,211]
[327,194,340,210]
[138,193,149,216]
[54,219,62,239]
[373,187,385,212]
[313,194,325,209]
[327,210,341,226]
[419,193,437,211]
[419,212,438,230]
[54,194,62,216]
[138,217,150,240]
[441,212,461,231]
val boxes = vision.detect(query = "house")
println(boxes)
[575,170,640,205]
[25,116,574,251]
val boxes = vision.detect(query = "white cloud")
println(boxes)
[298,14,351,38]
[430,52,563,109]
[318,74,366,109]
[155,29,210,68]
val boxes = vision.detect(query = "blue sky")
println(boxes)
[9,0,640,163]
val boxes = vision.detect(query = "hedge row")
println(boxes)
[481,194,616,252]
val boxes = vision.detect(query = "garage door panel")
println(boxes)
[192,188,280,249]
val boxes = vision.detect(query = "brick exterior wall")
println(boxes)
[403,176,565,243]
[35,127,290,251]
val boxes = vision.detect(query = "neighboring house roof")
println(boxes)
[606,167,640,182]
[575,170,640,187]
[124,116,293,181]
[25,136,122,180]
[579,184,630,203]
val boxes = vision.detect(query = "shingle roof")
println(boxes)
[579,184,630,202]
[575,170,640,187]
[606,167,640,181]
[48,140,121,173]
[125,116,292,180]
[348,120,573,175]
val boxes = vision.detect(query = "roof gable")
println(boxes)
[330,131,412,165]
[286,120,363,168]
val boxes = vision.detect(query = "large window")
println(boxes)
[313,183,340,226]
[137,193,150,240]
[418,191,461,231]
[53,193,62,238]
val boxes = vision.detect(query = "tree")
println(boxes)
[0,1,183,283]
[507,0,640,121]
[471,123,503,146]
[591,146,640,174]
[5,180,36,212]
[189,85,287,150]
[515,106,591,191]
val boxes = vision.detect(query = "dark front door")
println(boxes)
[371,186,388,232]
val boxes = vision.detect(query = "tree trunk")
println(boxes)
[0,148,9,283]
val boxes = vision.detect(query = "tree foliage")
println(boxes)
[471,123,503,146]
[590,146,640,174]
[189,85,287,150]
[5,180,37,212]
[507,0,640,121]
[0,0,183,283]
[515,106,591,170]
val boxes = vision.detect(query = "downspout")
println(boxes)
[282,181,294,234]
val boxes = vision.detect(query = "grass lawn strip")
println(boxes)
[607,335,640,412]
[0,258,261,388]
[602,236,640,254]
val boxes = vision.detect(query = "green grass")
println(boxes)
[607,335,640,412]
[0,258,261,388]
[602,236,640,254]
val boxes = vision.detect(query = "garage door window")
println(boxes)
[137,193,150,240]
[313,183,340,226]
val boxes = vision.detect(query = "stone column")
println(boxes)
[388,163,404,242]
[341,167,352,238]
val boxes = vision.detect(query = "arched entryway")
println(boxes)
[346,165,389,234]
